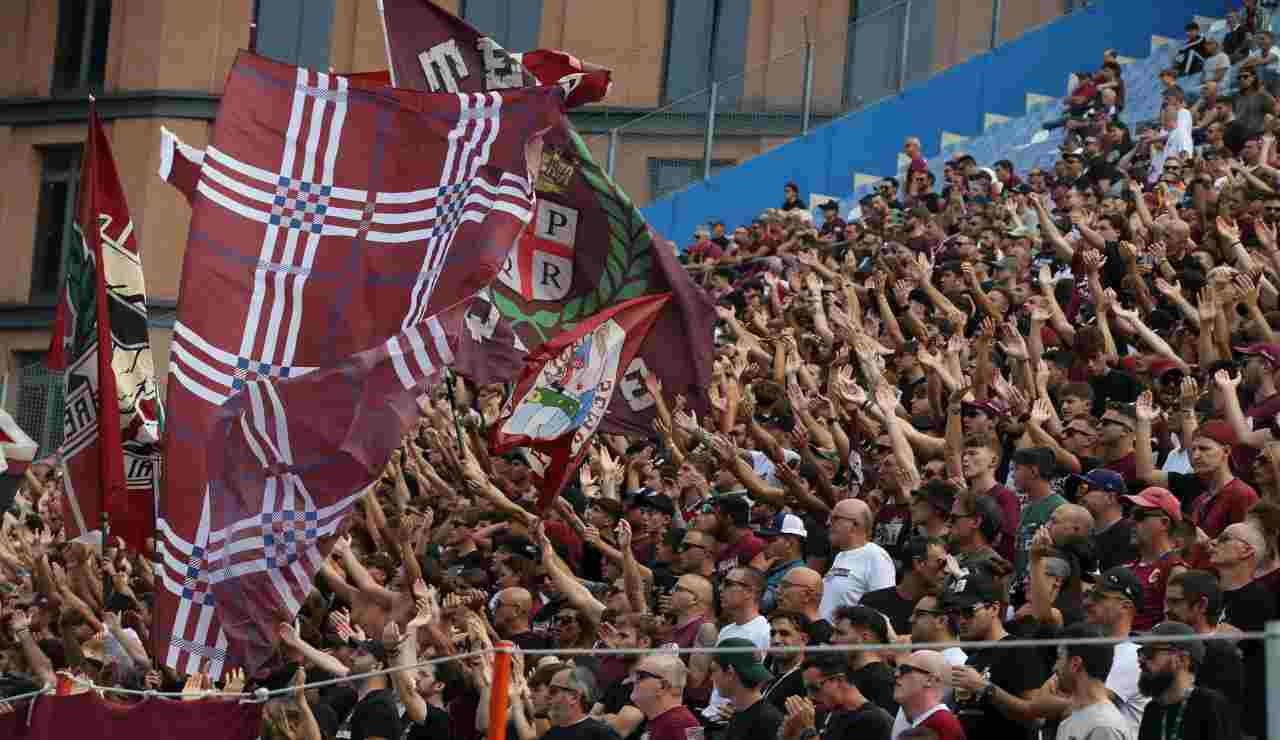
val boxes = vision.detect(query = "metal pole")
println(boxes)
[703,81,718,181]
[801,41,815,135]
[990,0,1002,50]
[898,0,912,92]
[1269,621,1280,740]
[607,129,618,179]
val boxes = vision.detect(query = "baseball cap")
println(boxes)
[1095,566,1144,609]
[1124,486,1183,522]
[634,492,676,516]
[1147,621,1205,665]
[1195,419,1237,449]
[941,563,1002,610]
[1070,468,1127,495]
[897,650,949,679]
[756,512,808,539]
[714,638,772,685]
[1234,343,1280,368]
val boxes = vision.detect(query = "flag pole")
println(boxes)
[444,369,467,453]
[87,92,111,603]
[248,0,260,53]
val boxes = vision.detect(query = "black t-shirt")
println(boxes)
[762,665,806,711]
[725,696,784,740]
[509,630,552,651]
[349,688,403,740]
[1092,517,1139,573]
[599,679,645,740]
[1198,637,1245,711]
[408,706,453,740]
[1137,687,1237,740]
[954,636,1049,740]
[858,586,916,636]
[807,619,834,646]
[542,717,622,740]
[851,661,898,718]
[1222,579,1276,736]
[821,702,894,740]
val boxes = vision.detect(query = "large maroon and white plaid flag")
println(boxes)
[154,50,562,677]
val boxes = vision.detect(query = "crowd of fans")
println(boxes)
[9,7,1280,740]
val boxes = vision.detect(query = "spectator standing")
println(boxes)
[1135,622,1240,740]
[788,654,894,740]
[888,650,965,740]
[1162,570,1245,709]
[1053,623,1133,740]
[820,500,896,620]
[629,655,702,740]
[862,535,948,635]
[1121,488,1187,631]
[711,637,785,740]
[544,667,620,740]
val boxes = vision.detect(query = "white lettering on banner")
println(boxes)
[419,39,468,92]
[620,357,656,412]
[478,37,522,89]
[97,213,134,252]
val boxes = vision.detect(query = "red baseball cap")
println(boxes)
[1124,486,1182,522]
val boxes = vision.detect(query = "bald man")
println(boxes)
[493,587,550,650]
[1049,504,1095,543]
[819,500,895,620]
[774,566,833,643]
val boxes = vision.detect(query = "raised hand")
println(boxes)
[1030,397,1053,426]
[1135,390,1159,423]
[1081,250,1105,274]
[1180,376,1200,411]
[1154,277,1181,298]
[874,383,899,414]
[223,668,246,694]
[615,519,634,549]
[1214,368,1242,392]
[1217,215,1242,244]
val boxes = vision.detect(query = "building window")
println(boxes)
[647,157,734,203]
[31,147,82,303]
[52,0,112,93]
[15,351,65,458]
[462,0,543,53]
[661,0,751,107]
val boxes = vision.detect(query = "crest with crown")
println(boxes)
[535,148,575,193]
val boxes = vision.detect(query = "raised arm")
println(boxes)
[1134,391,1170,486]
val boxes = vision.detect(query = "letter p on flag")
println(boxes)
[499,200,577,301]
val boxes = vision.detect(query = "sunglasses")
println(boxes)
[896,664,933,679]
[805,674,841,695]
[947,603,987,619]
[632,669,667,684]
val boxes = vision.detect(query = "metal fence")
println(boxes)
[16,359,64,458]
[591,0,1068,207]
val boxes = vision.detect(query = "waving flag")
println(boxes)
[154,50,562,677]
[47,101,160,553]
[492,294,670,511]
[376,0,716,436]
[0,408,38,513]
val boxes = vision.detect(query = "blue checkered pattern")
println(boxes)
[269,177,332,235]
[232,356,295,390]
[261,508,320,568]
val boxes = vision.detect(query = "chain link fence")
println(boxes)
[16,358,65,458]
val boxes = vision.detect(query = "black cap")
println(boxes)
[635,492,675,516]
[1148,621,1205,664]
[1096,566,1144,610]
[941,563,1001,609]
[494,535,539,560]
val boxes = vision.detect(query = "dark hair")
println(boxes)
[731,566,767,595]
[956,490,1007,543]
[903,535,945,570]
[770,610,813,635]
[802,653,849,679]
[832,605,891,644]
[1059,381,1095,402]
[1168,570,1224,625]
[1061,622,1114,681]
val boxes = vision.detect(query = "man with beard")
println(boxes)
[593,613,664,739]
[664,572,718,711]
[758,513,810,612]
[1136,622,1238,740]
[544,666,620,740]
[861,536,948,635]
[1052,623,1131,740]
[708,495,767,576]
[675,528,717,580]
[629,655,702,740]
[1096,403,1140,488]
[871,434,914,567]
[948,490,1007,565]
[492,587,552,651]
[763,610,812,710]
[832,605,900,717]
[343,639,403,740]
[1163,570,1245,707]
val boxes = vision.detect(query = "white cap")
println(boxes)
[779,513,808,538]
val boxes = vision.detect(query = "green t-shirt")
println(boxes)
[1014,493,1066,581]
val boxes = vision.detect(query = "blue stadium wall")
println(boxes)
[642,0,1224,245]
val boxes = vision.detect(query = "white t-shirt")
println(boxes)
[701,615,772,720]
[891,704,953,740]
[1105,641,1149,737]
[1202,51,1231,82]
[1055,699,1134,740]
[818,542,896,620]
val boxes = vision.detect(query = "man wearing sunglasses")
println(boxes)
[711,637,784,740]
[1135,621,1239,740]
[628,656,701,740]
[1121,487,1187,631]
[1207,520,1275,739]
[889,651,963,740]
[1096,402,1140,488]
[787,654,893,740]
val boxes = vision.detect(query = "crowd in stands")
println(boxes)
[10,6,1280,740]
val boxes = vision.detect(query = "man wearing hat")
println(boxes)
[1136,391,1258,539]
[1075,469,1139,571]
[1122,487,1187,631]
[946,561,1048,740]
[1136,622,1239,740]
[889,651,964,740]
[711,637,784,740]
[758,513,809,612]
[1012,447,1067,596]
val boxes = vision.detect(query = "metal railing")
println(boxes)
[588,0,1063,206]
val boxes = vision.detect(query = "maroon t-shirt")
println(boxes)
[716,533,765,575]
[1102,452,1139,489]
[921,708,966,740]
[647,705,704,740]
[983,484,1021,564]
[1191,478,1259,539]
[1127,551,1186,632]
